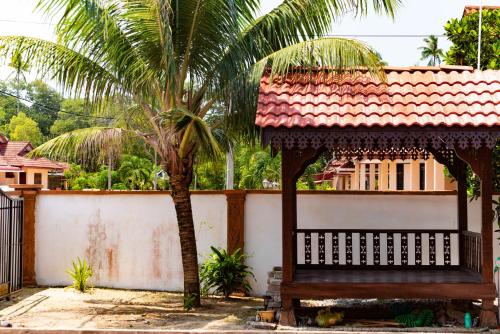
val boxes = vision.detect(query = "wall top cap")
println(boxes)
[9,184,44,190]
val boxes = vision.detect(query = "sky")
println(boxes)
[0,0,498,80]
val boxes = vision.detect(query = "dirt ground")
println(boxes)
[0,288,262,330]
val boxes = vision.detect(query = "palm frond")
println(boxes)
[0,36,120,105]
[159,107,221,161]
[28,127,128,167]
[38,0,159,95]
[252,37,385,82]
[221,0,399,72]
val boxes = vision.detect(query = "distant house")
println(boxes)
[0,134,66,190]
[314,155,454,191]
[462,5,500,17]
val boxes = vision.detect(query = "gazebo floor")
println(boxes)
[295,268,482,284]
[282,268,494,301]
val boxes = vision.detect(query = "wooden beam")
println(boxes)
[281,281,496,300]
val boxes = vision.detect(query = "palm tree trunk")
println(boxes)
[170,173,201,307]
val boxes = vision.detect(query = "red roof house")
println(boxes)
[0,134,66,189]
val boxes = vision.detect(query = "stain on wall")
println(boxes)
[106,243,119,281]
[152,226,162,280]
[85,217,107,281]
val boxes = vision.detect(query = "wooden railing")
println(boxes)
[462,231,481,273]
[296,229,459,269]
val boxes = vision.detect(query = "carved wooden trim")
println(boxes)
[263,128,500,160]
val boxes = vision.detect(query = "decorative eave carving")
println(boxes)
[263,127,500,161]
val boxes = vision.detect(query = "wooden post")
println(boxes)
[455,147,497,328]
[456,159,468,266]
[280,146,324,326]
[10,184,42,286]
[225,190,246,254]
[281,147,298,327]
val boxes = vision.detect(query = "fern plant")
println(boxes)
[66,257,93,293]
[200,247,254,299]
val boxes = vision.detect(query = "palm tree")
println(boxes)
[118,155,155,190]
[419,35,445,66]
[0,0,399,305]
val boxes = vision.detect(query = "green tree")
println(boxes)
[8,112,43,145]
[0,0,398,304]
[50,99,95,136]
[0,80,29,123]
[444,8,500,193]
[444,9,500,69]
[418,35,444,66]
[25,80,62,136]
[194,160,226,190]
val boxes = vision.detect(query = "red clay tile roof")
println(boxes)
[0,166,21,172]
[0,139,64,170]
[256,67,500,129]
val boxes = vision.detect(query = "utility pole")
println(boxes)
[226,145,234,189]
[16,70,20,115]
[225,94,234,190]
[107,152,112,190]
[153,151,158,190]
[477,0,483,70]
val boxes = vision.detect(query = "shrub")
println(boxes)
[200,247,254,299]
[183,293,197,312]
[66,257,93,292]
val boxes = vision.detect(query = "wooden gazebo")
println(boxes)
[256,66,500,327]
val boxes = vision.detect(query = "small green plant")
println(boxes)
[199,247,254,299]
[183,293,197,312]
[395,309,434,327]
[66,257,93,292]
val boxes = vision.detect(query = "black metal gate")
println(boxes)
[0,190,23,298]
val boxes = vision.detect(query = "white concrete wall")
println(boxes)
[35,193,226,291]
[34,191,500,296]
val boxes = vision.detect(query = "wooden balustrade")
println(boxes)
[462,231,481,273]
[296,229,459,269]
